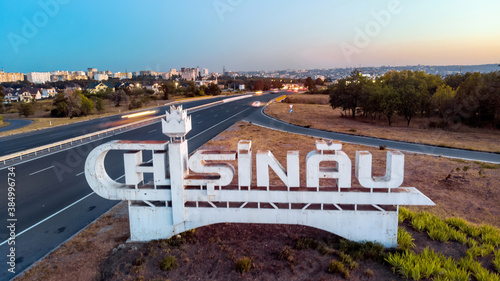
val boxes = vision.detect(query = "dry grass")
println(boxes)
[0,93,240,138]
[267,94,500,153]
[0,99,169,137]
[15,202,130,281]
[14,122,500,280]
[206,122,500,228]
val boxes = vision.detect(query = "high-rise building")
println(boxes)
[27,72,51,84]
[180,67,198,81]
[0,71,24,82]
[200,68,209,77]
[94,73,109,81]
[87,68,97,79]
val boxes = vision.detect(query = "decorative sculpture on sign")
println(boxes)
[85,105,434,247]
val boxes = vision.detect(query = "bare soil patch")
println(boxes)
[266,94,500,153]
[15,122,500,280]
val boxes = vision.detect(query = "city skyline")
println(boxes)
[1,0,499,73]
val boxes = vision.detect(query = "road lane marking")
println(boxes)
[198,121,204,124]
[0,173,132,246]
[0,192,96,247]
[29,166,54,176]
[148,129,157,133]
[188,107,252,141]
[76,171,85,176]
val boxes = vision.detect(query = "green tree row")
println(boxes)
[327,70,500,128]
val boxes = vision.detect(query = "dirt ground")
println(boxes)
[15,122,499,281]
[265,94,500,153]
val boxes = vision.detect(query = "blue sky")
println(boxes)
[1,0,499,73]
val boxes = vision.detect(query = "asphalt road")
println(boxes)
[0,96,231,156]
[0,120,33,134]
[1,92,499,280]
[0,93,278,280]
[244,108,500,164]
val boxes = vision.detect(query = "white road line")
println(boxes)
[0,106,253,246]
[0,173,129,246]
[188,107,252,141]
[148,129,157,133]
[0,192,95,247]
[29,166,54,176]
[198,121,204,124]
[76,171,85,176]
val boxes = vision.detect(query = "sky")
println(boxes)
[0,0,499,73]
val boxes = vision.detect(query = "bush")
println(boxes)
[160,255,177,271]
[235,257,252,273]
[128,98,143,110]
[397,227,415,251]
[278,246,295,264]
[328,260,350,279]
[18,102,34,117]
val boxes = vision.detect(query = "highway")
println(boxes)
[2,92,499,280]
[245,108,500,164]
[0,96,231,156]
[0,93,277,280]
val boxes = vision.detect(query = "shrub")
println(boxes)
[397,227,415,251]
[480,163,500,169]
[398,207,413,223]
[18,102,34,117]
[339,239,384,261]
[339,252,358,269]
[328,260,349,279]
[295,237,319,250]
[278,246,295,264]
[160,255,177,271]
[494,250,500,273]
[235,257,252,273]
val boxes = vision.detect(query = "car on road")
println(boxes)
[251,101,261,107]
[255,91,263,95]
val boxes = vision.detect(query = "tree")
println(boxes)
[184,81,198,97]
[381,70,425,126]
[0,85,5,113]
[80,95,94,116]
[378,86,401,126]
[110,90,129,107]
[95,98,105,113]
[433,84,456,118]
[445,72,472,90]
[18,102,34,117]
[206,83,221,96]
[51,90,94,118]
[398,83,421,126]
[51,92,68,117]
[304,77,315,91]
[451,72,500,127]
[271,80,283,89]
[65,90,83,118]
[128,98,143,110]
[328,70,371,118]
[161,81,177,100]
[315,78,324,85]
[253,80,264,91]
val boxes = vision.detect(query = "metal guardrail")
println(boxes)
[0,94,253,167]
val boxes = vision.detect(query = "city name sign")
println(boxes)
[85,106,434,247]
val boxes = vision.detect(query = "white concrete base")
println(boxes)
[127,205,398,247]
